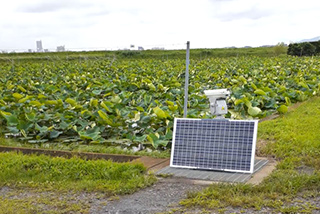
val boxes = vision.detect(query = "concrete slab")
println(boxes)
[156,157,273,184]
[247,158,277,185]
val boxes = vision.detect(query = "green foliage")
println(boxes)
[0,54,320,148]
[276,105,288,114]
[273,42,288,56]
[0,152,156,194]
[248,106,261,116]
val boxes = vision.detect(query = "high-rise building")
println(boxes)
[56,45,65,52]
[36,40,43,52]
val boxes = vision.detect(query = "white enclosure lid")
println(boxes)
[204,89,230,97]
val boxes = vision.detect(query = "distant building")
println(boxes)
[151,47,165,50]
[56,45,65,52]
[36,40,43,52]
[28,49,33,52]
[138,46,144,50]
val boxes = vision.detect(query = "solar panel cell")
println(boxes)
[170,118,258,173]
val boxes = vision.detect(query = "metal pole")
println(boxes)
[183,41,190,118]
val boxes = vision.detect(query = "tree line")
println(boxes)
[287,40,320,56]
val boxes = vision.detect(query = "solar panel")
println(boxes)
[170,118,258,173]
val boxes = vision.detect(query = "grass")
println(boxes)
[179,96,320,213]
[0,152,155,195]
[0,150,157,213]
[259,97,320,170]
[0,152,156,213]
[0,152,156,194]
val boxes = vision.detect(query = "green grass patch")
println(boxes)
[0,151,157,213]
[0,152,156,194]
[259,97,320,170]
[180,96,320,213]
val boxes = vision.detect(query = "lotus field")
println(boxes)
[0,56,319,148]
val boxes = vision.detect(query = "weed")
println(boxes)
[108,195,120,201]
[157,173,173,178]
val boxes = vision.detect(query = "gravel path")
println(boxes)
[92,178,207,214]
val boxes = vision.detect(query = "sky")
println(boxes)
[1,0,320,52]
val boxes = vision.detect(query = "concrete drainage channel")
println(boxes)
[0,145,140,162]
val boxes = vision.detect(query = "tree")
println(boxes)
[273,42,287,56]
[302,42,316,56]
[288,42,318,56]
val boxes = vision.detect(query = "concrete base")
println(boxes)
[247,158,276,185]
[155,157,275,184]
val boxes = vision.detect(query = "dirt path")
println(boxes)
[91,178,207,214]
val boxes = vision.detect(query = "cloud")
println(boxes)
[17,0,92,13]
[205,0,275,22]
[218,7,273,22]
[1,0,320,51]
